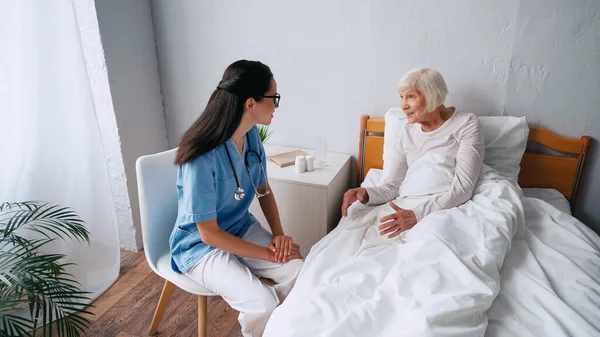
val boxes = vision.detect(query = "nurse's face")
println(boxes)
[247,78,279,126]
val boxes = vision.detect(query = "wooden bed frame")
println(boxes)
[357,114,592,210]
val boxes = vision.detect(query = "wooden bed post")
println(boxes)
[571,136,592,208]
[358,115,370,184]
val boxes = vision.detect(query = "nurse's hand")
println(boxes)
[269,235,296,263]
[287,245,303,261]
[264,243,303,263]
[281,242,303,261]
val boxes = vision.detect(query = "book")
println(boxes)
[269,149,309,167]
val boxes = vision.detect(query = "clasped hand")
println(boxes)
[268,235,303,263]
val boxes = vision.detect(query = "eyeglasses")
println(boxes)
[259,93,280,107]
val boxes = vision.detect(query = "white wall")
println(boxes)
[74,0,136,250]
[151,1,600,230]
[96,0,168,250]
[505,0,600,227]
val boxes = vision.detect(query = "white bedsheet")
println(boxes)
[486,197,600,337]
[362,169,600,336]
[278,168,600,337]
[264,156,523,337]
[372,168,600,336]
[521,188,571,215]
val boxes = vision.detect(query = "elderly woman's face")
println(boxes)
[400,89,428,124]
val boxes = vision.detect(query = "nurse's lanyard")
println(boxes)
[223,133,270,201]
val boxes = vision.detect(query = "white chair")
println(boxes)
[136,148,216,337]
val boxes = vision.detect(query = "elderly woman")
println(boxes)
[341,68,485,238]
[263,68,523,337]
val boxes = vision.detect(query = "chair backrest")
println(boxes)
[135,148,178,272]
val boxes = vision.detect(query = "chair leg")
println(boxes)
[149,280,176,336]
[198,295,207,337]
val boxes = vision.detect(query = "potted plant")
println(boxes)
[257,125,274,144]
[0,201,92,337]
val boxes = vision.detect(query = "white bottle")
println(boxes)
[305,155,315,172]
[295,155,306,173]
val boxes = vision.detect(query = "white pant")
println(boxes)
[185,223,303,337]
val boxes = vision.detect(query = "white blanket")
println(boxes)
[486,197,600,337]
[264,154,524,337]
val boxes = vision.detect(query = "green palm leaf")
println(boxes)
[0,201,94,337]
[1,314,33,337]
[257,124,274,143]
[1,202,89,243]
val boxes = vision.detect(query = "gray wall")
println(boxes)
[96,0,168,250]
[505,0,599,227]
[151,0,599,230]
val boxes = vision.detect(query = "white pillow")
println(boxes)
[361,168,383,188]
[478,116,529,181]
[380,108,529,182]
[382,108,407,165]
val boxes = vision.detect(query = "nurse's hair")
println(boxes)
[174,60,273,165]
[398,68,448,113]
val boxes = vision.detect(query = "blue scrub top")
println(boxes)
[169,126,267,274]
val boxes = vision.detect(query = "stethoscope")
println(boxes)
[223,133,270,201]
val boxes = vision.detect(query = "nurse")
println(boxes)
[169,60,303,337]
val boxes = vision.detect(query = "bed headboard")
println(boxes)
[357,114,592,209]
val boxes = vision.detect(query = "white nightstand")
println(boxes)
[249,144,352,257]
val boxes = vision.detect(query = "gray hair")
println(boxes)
[398,68,448,113]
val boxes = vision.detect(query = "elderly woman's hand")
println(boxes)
[341,187,370,217]
[379,202,417,238]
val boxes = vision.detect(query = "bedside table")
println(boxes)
[248,144,352,257]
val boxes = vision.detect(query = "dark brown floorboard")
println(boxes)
[83,250,242,337]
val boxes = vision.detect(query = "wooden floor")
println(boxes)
[84,250,242,337]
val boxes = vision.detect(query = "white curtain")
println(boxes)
[0,0,120,301]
